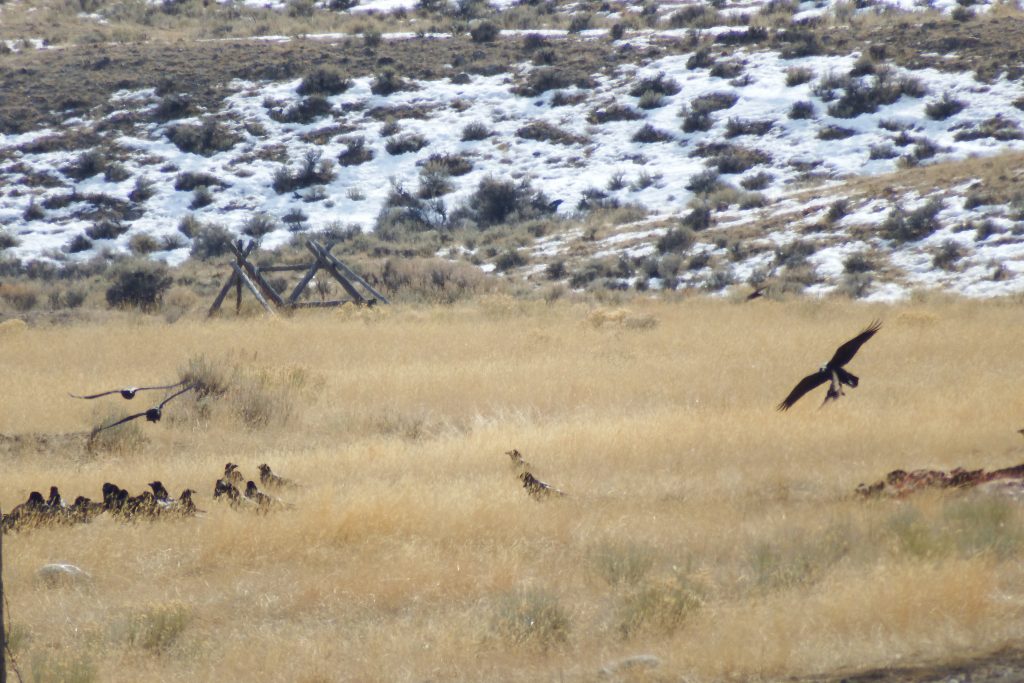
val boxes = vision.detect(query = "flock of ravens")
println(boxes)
[4,321,885,527]
[1,462,296,533]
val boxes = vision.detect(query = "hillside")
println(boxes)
[1,0,1024,310]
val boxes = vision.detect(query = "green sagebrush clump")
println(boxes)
[491,588,571,651]
[105,260,173,311]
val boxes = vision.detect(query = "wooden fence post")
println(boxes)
[1,504,6,683]
[229,263,276,316]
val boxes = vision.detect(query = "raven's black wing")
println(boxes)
[70,389,125,400]
[157,384,197,409]
[92,412,148,434]
[134,381,187,393]
[828,320,881,368]
[70,381,185,400]
[777,370,829,411]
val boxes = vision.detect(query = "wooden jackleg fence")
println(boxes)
[1,504,6,683]
[208,239,388,317]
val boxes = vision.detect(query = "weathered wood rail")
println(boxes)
[1,504,6,683]
[208,239,388,316]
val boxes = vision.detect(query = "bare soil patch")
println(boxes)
[0,35,624,133]
[808,647,1024,682]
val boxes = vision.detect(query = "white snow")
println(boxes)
[2,25,1023,298]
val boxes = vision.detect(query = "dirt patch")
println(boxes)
[821,10,1024,81]
[804,647,1024,682]
[0,35,624,133]
[0,431,91,459]
[3,9,1022,134]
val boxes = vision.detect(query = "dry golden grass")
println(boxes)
[2,297,1024,681]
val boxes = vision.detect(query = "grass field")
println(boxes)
[1,297,1024,682]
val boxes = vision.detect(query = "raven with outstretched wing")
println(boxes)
[777,320,881,411]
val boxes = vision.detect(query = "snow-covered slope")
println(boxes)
[2,21,1024,299]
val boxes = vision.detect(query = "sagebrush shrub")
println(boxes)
[385,134,429,155]
[166,119,239,156]
[67,233,93,254]
[470,20,500,42]
[680,108,713,133]
[629,72,680,97]
[690,91,738,115]
[513,67,573,96]
[86,219,129,241]
[129,176,156,203]
[724,118,773,138]
[789,100,815,119]
[63,150,106,180]
[152,94,196,122]
[242,213,277,239]
[371,69,412,96]
[297,67,352,96]
[932,240,964,270]
[632,124,673,143]
[461,122,492,141]
[338,136,375,166]
[105,261,173,311]
[175,171,223,192]
[516,121,586,145]
[785,66,814,86]
[925,92,966,120]
[740,171,773,190]
[881,198,944,243]
[1,282,40,311]
[588,103,642,124]
[657,227,695,253]
[686,169,722,194]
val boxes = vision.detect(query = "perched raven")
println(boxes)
[258,464,297,490]
[520,471,566,500]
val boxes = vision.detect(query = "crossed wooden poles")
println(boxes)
[208,239,388,316]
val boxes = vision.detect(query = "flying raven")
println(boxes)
[777,320,881,411]
[746,285,768,301]
[70,380,186,400]
[90,384,196,434]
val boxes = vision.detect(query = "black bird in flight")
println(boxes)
[777,320,881,411]
[746,285,768,301]
[70,380,186,400]
[90,384,196,434]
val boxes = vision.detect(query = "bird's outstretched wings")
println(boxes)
[70,380,186,400]
[157,383,196,409]
[827,320,881,369]
[746,285,767,301]
[777,370,829,411]
[91,411,149,434]
[90,384,196,434]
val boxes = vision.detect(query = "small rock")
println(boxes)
[599,654,662,678]
[36,563,92,588]
[0,319,27,335]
